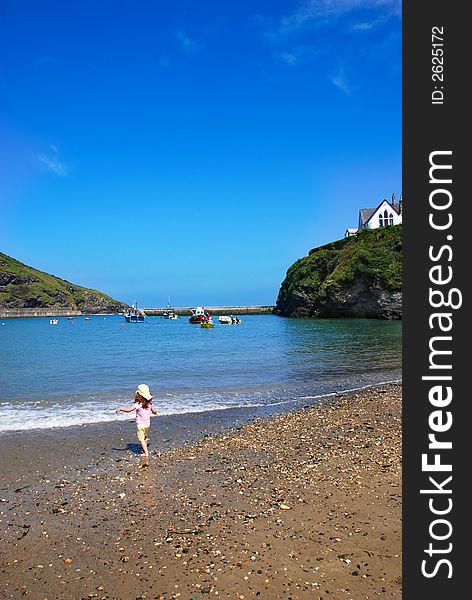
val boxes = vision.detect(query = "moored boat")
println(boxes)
[189,306,210,324]
[49,319,58,325]
[218,315,242,324]
[201,319,215,328]
[124,302,145,323]
[163,311,178,319]
[163,307,178,319]
[162,298,177,319]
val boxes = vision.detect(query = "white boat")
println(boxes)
[163,307,178,319]
[162,297,177,319]
[49,319,58,325]
[218,315,242,324]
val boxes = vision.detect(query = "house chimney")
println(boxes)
[391,192,396,205]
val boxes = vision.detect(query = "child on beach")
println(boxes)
[116,384,157,459]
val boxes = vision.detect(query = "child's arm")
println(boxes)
[151,405,157,415]
[115,406,136,414]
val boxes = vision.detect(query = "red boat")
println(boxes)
[189,306,211,323]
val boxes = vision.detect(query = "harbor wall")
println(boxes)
[0,309,84,319]
[0,306,275,318]
[143,306,275,316]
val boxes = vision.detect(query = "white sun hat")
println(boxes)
[136,384,153,401]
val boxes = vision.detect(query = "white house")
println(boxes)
[345,194,402,237]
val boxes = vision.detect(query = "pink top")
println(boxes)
[132,402,155,426]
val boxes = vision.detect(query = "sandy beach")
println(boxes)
[0,383,401,600]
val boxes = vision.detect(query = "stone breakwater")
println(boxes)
[144,305,275,316]
[0,308,83,318]
[0,306,275,318]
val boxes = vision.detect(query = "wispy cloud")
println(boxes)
[175,30,198,53]
[276,52,298,66]
[274,45,320,67]
[330,67,353,94]
[349,15,388,31]
[254,0,400,73]
[37,147,68,176]
[254,0,401,42]
[279,0,401,35]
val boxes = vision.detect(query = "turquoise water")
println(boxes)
[0,314,401,432]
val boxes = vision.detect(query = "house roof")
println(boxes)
[359,199,401,226]
[359,208,376,225]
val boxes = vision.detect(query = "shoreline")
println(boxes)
[0,376,401,436]
[0,383,402,599]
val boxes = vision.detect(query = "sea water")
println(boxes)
[0,314,401,432]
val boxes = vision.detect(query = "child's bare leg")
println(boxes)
[140,438,148,456]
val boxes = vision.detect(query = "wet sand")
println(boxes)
[0,383,401,599]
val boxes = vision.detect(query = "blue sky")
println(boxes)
[0,0,401,306]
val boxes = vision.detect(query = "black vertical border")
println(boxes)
[403,2,468,598]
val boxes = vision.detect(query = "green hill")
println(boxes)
[275,225,402,319]
[0,252,128,313]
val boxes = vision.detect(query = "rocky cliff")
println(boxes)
[0,252,128,314]
[275,225,402,319]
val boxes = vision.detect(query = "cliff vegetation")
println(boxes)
[275,225,402,319]
[0,252,128,313]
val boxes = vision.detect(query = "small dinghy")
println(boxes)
[201,318,215,328]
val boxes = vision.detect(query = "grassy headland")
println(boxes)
[0,252,127,313]
[275,225,402,318]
